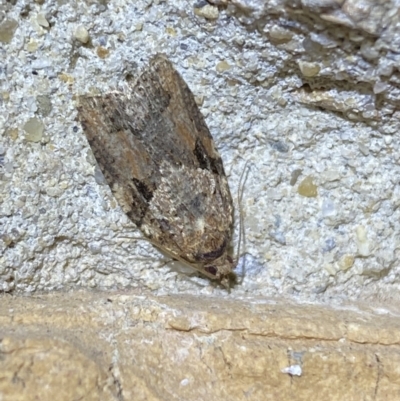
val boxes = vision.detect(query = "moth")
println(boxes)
[76,54,236,286]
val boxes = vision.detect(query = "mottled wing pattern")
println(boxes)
[77,55,234,281]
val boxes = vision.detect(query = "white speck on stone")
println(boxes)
[281,365,302,376]
[180,378,189,386]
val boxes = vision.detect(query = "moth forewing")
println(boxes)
[77,54,236,285]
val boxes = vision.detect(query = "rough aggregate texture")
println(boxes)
[1,0,400,301]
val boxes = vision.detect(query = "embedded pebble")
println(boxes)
[26,39,38,52]
[31,59,52,69]
[89,243,102,255]
[321,170,341,183]
[270,140,288,153]
[303,37,322,54]
[309,32,338,48]
[0,19,18,43]
[338,255,355,271]
[268,25,293,42]
[194,4,219,20]
[298,61,320,77]
[324,263,338,276]
[290,169,302,186]
[216,60,231,72]
[373,81,389,94]
[3,162,14,174]
[23,118,44,142]
[356,226,371,257]
[37,13,49,28]
[96,46,110,59]
[298,176,318,198]
[94,165,107,185]
[74,25,90,44]
[323,238,336,252]
[359,143,369,156]
[6,128,18,141]
[360,41,380,61]
[36,95,52,117]
[321,198,335,217]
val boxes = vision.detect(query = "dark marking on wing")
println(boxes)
[194,139,223,175]
[132,178,153,203]
[196,238,227,261]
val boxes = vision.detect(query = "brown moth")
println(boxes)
[76,54,235,285]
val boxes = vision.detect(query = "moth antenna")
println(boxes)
[235,161,251,283]
[117,235,148,242]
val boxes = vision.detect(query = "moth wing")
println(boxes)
[77,55,234,271]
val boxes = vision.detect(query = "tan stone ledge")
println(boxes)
[1,291,400,400]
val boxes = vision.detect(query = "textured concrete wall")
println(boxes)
[1,0,400,301]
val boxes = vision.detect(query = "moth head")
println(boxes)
[203,254,236,288]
